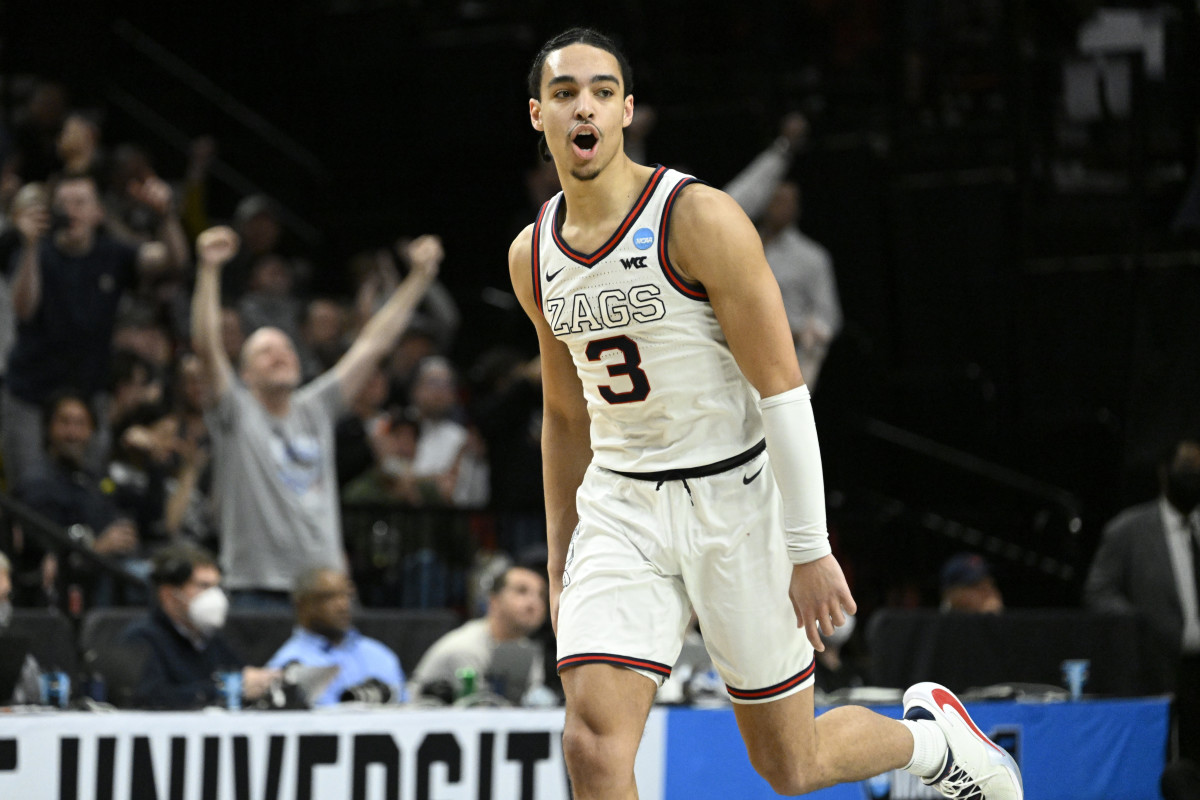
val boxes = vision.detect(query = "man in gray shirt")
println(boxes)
[409,564,547,702]
[190,225,442,607]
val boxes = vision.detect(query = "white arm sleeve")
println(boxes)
[758,384,831,564]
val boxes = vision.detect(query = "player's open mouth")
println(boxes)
[571,131,598,159]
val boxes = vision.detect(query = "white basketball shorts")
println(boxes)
[555,442,815,704]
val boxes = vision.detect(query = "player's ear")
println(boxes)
[623,95,635,128]
[529,98,544,132]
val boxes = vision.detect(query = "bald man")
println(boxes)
[190,226,443,606]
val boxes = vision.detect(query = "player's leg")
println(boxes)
[681,455,914,794]
[557,465,693,798]
[560,663,658,799]
[733,686,912,795]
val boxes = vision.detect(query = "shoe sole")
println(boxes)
[903,682,1024,799]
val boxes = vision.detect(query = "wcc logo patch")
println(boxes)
[620,256,648,270]
[632,227,655,250]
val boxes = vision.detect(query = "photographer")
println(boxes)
[3,174,186,487]
[266,567,405,706]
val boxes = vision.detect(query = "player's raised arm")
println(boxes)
[669,184,854,648]
[508,225,591,635]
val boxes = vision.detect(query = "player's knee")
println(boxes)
[748,751,824,796]
[561,717,635,787]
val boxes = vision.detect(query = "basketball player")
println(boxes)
[507,28,1023,800]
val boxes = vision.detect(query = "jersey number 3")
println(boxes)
[586,335,650,404]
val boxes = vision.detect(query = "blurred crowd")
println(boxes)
[0,78,551,614]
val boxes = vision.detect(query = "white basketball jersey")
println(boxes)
[532,166,762,473]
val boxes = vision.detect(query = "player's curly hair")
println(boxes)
[527,27,634,163]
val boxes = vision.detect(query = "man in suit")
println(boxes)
[1086,437,1200,760]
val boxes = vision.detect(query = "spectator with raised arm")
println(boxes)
[2,173,186,486]
[725,113,843,389]
[190,226,442,608]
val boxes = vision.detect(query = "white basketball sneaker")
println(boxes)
[903,682,1024,800]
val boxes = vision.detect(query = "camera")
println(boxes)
[340,678,393,704]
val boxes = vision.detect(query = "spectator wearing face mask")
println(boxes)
[119,543,278,709]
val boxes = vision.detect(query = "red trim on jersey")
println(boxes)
[557,653,672,677]
[931,687,1007,756]
[725,659,815,700]
[551,166,667,267]
[531,199,551,313]
[657,178,708,300]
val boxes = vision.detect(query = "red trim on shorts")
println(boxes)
[551,166,667,266]
[557,653,672,677]
[725,658,815,701]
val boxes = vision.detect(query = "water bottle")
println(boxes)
[217,671,243,710]
[39,670,71,709]
[456,667,477,699]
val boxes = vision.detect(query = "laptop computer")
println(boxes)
[486,640,541,705]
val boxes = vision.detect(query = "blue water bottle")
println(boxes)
[217,670,243,710]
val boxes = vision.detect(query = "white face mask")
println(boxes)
[186,586,229,636]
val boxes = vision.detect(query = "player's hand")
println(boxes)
[404,235,443,282]
[196,226,240,270]
[788,555,856,652]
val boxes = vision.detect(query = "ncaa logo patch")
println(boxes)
[632,228,655,250]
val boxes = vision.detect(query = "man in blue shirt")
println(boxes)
[267,567,405,706]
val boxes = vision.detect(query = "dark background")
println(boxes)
[3,0,1198,613]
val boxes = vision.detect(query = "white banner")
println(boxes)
[0,707,667,800]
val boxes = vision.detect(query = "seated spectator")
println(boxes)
[409,356,489,507]
[219,306,246,365]
[343,409,434,505]
[299,297,349,383]
[939,552,1004,614]
[52,112,104,186]
[409,564,546,702]
[265,567,405,707]
[120,543,277,709]
[14,391,139,606]
[93,348,164,472]
[237,254,303,345]
[162,354,216,549]
[105,401,179,549]
[0,551,41,704]
[335,361,389,490]
[221,194,311,304]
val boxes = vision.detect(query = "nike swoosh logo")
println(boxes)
[545,266,566,282]
[742,465,764,485]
